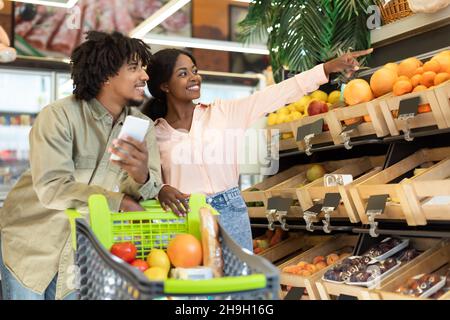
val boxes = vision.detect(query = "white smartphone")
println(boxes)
[110,115,150,161]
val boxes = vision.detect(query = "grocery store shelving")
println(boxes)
[371,6,450,47]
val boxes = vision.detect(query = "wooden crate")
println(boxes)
[379,89,446,137]
[278,235,358,300]
[242,164,310,218]
[316,237,443,300]
[375,241,450,300]
[255,233,309,263]
[401,156,450,224]
[297,156,385,223]
[265,158,363,218]
[330,96,390,143]
[434,80,450,127]
[267,122,297,151]
[289,111,341,153]
[350,147,450,226]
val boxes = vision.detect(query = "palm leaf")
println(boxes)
[239,0,375,82]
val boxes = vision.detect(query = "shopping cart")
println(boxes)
[66,193,279,300]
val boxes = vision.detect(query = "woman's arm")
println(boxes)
[217,49,373,129]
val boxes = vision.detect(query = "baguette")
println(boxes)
[199,207,223,277]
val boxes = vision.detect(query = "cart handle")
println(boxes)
[164,274,267,295]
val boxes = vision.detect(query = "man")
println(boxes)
[0,31,163,299]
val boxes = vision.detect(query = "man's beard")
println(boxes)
[126,98,145,107]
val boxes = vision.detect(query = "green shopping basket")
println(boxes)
[66,194,279,300]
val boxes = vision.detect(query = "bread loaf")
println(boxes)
[199,208,223,277]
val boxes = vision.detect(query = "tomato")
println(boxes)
[130,259,149,272]
[110,242,137,263]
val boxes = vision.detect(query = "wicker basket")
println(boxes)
[377,0,414,24]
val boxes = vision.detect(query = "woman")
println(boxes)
[143,48,372,251]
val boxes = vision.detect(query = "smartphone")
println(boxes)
[110,115,150,161]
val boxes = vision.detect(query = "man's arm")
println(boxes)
[30,106,125,212]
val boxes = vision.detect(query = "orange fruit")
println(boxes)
[398,57,423,78]
[397,75,411,83]
[300,270,312,277]
[370,68,397,97]
[415,67,424,75]
[423,60,441,73]
[384,62,398,75]
[315,262,328,271]
[432,52,450,74]
[418,104,432,114]
[410,74,422,87]
[167,234,202,268]
[393,80,413,96]
[413,85,427,92]
[344,79,374,106]
[344,117,364,126]
[434,72,450,86]
[420,71,437,88]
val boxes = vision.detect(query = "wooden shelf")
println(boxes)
[371,6,450,47]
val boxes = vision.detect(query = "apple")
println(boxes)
[307,100,329,116]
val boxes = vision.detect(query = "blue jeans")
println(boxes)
[0,237,78,300]
[207,187,253,252]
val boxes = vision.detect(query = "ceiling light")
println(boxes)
[130,0,191,39]
[10,0,79,8]
[143,34,269,55]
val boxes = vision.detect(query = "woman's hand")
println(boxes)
[323,48,374,78]
[158,185,190,217]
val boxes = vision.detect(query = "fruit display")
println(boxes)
[266,90,339,127]
[348,258,398,283]
[323,238,407,283]
[395,273,448,298]
[282,251,351,277]
[253,227,288,254]
[363,238,404,259]
[306,164,327,182]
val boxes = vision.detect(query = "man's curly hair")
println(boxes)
[70,31,152,101]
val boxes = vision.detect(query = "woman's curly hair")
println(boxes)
[70,31,152,101]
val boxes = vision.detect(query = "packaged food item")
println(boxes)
[395,273,446,297]
[199,208,223,277]
[171,267,214,280]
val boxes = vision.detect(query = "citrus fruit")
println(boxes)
[310,90,328,102]
[146,249,171,273]
[144,267,168,281]
[370,68,397,97]
[167,234,202,268]
[327,90,341,104]
[343,79,374,106]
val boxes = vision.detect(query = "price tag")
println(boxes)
[284,287,306,300]
[322,193,342,211]
[365,194,389,215]
[341,118,363,133]
[304,204,323,216]
[398,96,421,120]
[296,119,324,141]
[267,196,292,212]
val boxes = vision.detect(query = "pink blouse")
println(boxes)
[155,64,329,195]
